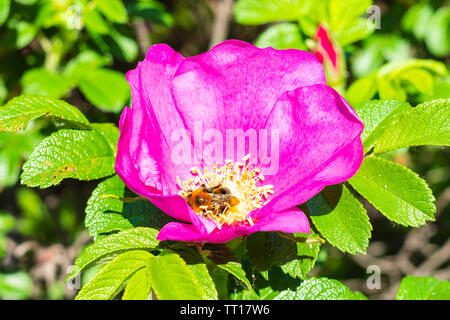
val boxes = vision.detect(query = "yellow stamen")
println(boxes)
[177,155,274,228]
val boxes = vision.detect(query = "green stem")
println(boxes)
[100,195,145,202]
[277,232,326,245]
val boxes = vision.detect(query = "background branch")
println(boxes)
[209,0,234,48]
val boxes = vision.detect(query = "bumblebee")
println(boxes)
[186,183,240,216]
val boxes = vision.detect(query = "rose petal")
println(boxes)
[253,84,363,215]
[157,207,309,243]
[170,40,326,165]
[122,43,203,195]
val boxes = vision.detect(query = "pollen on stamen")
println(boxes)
[177,155,274,228]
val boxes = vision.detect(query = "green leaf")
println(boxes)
[105,29,139,63]
[0,0,11,26]
[14,0,37,5]
[122,199,175,230]
[399,68,434,95]
[350,39,384,78]
[373,99,450,153]
[425,8,450,57]
[349,157,436,227]
[255,23,306,50]
[396,276,450,300]
[187,263,218,300]
[0,146,21,187]
[275,277,367,300]
[0,271,33,300]
[68,227,159,280]
[21,69,75,99]
[217,261,252,290]
[411,3,433,40]
[355,100,411,153]
[148,250,213,300]
[0,77,7,105]
[0,95,89,133]
[125,1,173,27]
[0,128,42,188]
[78,69,129,113]
[64,50,111,76]
[86,177,174,239]
[0,235,6,259]
[328,0,372,31]
[377,59,447,80]
[344,75,377,107]
[328,0,375,45]
[419,77,450,101]
[234,0,310,25]
[375,59,447,101]
[168,245,218,300]
[402,3,430,36]
[308,184,371,254]
[91,123,119,155]
[377,78,407,101]
[0,211,15,233]
[84,175,129,239]
[335,17,375,47]
[15,188,53,239]
[122,267,151,300]
[93,0,128,23]
[75,250,152,300]
[20,129,116,188]
[247,232,297,271]
[279,229,321,280]
[84,6,110,35]
[231,286,279,300]
[1,20,36,49]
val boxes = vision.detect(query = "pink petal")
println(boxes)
[121,43,202,195]
[252,84,363,216]
[157,207,309,243]
[115,107,160,197]
[170,39,326,157]
[255,135,363,218]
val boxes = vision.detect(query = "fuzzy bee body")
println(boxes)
[186,183,240,216]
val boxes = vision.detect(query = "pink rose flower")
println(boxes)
[115,40,363,243]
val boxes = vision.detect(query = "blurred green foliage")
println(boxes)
[0,0,174,299]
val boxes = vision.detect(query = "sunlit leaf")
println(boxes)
[355,99,411,153]
[21,69,75,99]
[396,276,450,300]
[122,267,151,300]
[75,250,152,300]
[349,157,435,227]
[21,129,116,188]
[275,277,367,300]
[0,0,10,26]
[0,95,89,133]
[234,0,310,25]
[217,261,252,290]
[374,99,450,153]
[94,0,128,23]
[148,250,214,300]
[308,184,372,254]
[68,227,159,280]
[78,69,130,113]
[255,23,306,50]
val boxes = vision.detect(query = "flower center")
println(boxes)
[177,155,274,228]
